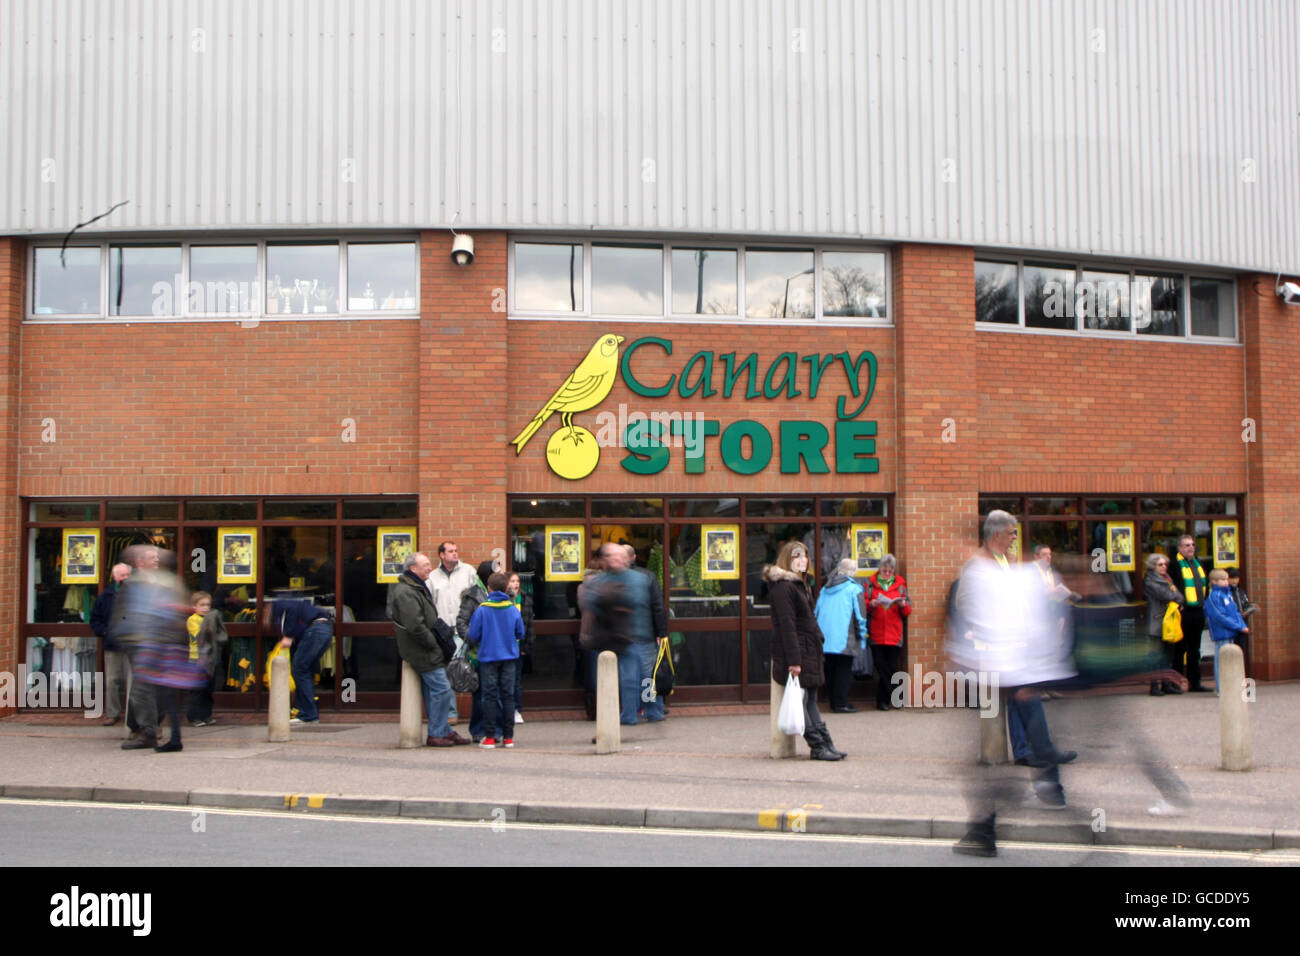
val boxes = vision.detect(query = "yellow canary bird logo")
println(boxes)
[511,333,624,453]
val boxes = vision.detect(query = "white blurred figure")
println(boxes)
[948,511,1077,857]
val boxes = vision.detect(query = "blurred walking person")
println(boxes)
[949,511,1076,855]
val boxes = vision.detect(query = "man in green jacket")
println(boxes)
[392,552,468,747]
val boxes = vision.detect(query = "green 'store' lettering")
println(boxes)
[617,337,879,475]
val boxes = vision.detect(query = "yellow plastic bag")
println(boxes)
[265,646,297,692]
[1162,602,1182,643]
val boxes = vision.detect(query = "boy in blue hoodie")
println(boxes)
[467,572,524,749]
[1203,568,1248,697]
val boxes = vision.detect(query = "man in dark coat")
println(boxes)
[90,562,131,727]
[392,552,468,747]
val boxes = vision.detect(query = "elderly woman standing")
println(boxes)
[814,557,869,713]
[1144,553,1185,696]
[766,540,844,761]
[866,554,912,711]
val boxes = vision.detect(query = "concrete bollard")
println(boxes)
[268,651,291,742]
[398,661,424,749]
[594,650,620,754]
[1218,642,1251,771]
[770,666,797,759]
[978,697,1009,765]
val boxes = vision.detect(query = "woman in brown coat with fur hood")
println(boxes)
[765,540,844,761]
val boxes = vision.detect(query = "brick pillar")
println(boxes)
[0,239,23,716]
[418,230,509,569]
[892,245,978,687]
[1240,274,1300,681]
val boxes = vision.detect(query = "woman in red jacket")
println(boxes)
[866,553,911,711]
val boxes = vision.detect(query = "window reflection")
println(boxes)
[514,242,582,311]
[110,245,182,316]
[975,260,1018,324]
[1079,269,1131,331]
[592,244,663,315]
[34,247,101,315]
[1135,274,1183,337]
[1024,262,1075,330]
[1190,277,1234,338]
[189,246,258,314]
[671,248,737,314]
[745,250,814,318]
[822,251,886,318]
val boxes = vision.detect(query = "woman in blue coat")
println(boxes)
[814,558,869,713]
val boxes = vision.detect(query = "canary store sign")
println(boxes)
[511,333,880,482]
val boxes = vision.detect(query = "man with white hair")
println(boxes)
[950,510,1077,857]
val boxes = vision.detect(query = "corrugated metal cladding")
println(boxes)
[1,0,1297,272]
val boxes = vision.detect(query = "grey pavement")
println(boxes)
[2,682,1299,854]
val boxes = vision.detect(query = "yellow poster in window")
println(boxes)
[850,523,888,575]
[61,529,100,584]
[218,527,257,584]
[546,526,585,582]
[1106,521,1135,572]
[377,527,416,583]
[701,525,739,580]
[1212,520,1239,569]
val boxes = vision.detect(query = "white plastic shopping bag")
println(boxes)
[777,673,805,736]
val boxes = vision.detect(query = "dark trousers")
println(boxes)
[802,686,827,746]
[823,653,854,709]
[871,643,901,706]
[124,645,158,733]
[155,686,183,744]
[187,668,218,722]
[1174,605,1205,690]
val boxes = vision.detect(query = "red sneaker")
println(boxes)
[503,738,515,748]
[479,737,496,749]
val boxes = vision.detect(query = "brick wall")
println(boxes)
[19,321,421,496]
[892,245,979,681]
[418,230,509,567]
[976,333,1247,493]
[0,239,23,715]
[1241,274,1300,680]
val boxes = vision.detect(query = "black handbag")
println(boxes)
[446,642,478,693]
[653,641,675,697]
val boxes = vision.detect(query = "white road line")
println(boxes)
[2,798,1297,862]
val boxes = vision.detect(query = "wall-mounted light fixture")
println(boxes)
[449,213,474,267]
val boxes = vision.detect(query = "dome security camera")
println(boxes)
[450,233,475,267]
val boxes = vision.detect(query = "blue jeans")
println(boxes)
[513,656,525,713]
[479,659,517,740]
[292,620,333,722]
[618,641,664,725]
[418,666,453,739]
[1008,700,1031,760]
[1005,691,1061,787]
